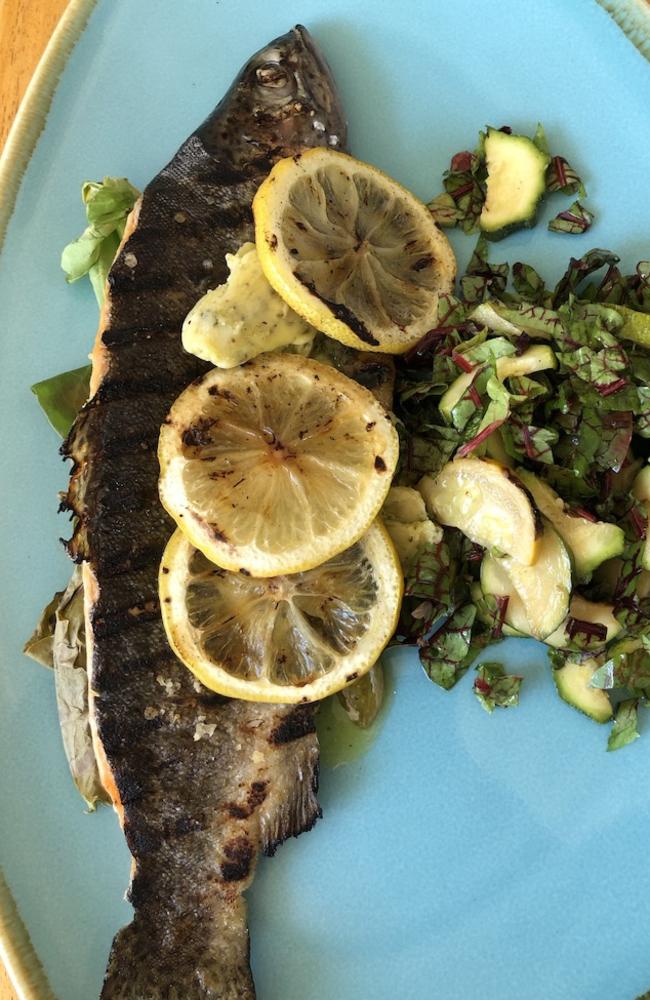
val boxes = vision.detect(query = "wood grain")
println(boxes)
[0,0,70,149]
[0,2,71,995]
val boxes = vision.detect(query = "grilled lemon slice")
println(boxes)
[158,353,399,577]
[159,523,403,703]
[253,148,455,354]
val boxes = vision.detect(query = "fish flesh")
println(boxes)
[63,27,346,998]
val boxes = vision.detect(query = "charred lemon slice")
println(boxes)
[159,523,403,703]
[253,148,455,354]
[158,353,399,577]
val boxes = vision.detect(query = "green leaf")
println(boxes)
[88,230,121,304]
[548,200,595,235]
[404,536,459,607]
[553,249,621,306]
[556,343,627,391]
[419,604,477,690]
[396,427,460,485]
[607,698,640,752]
[31,365,91,437]
[61,177,140,305]
[427,192,464,227]
[474,662,523,712]
[502,420,558,465]
[545,155,587,197]
[460,236,509,304]
[512,262,547,303]
[532,122,550,156]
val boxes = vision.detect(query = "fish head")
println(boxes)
[203,26,347,163]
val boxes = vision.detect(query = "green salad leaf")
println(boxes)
[420,604,477,690]
[545,154,586,197]
[31,365,91,437]
[607,698,640,751]
[548,200,594,235]
[473,662,523,712]
[61,177,140,304]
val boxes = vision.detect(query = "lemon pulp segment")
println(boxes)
[254,148,456,354]
[158,353,399,577]
[160,522,403,703]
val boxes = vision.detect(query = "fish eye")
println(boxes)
[256,62,292,89]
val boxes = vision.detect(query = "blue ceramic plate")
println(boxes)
[1,2,650,998]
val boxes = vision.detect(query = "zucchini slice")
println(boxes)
[632,465,650,570]
[479,128,550,240]
[544,595,621,649]
[439,370,476,427]
[418,457,541,565]
[517,469,624,580]
[480,523,572,639]
[382,486,442,567]
[496,345,556,381]
[553,659,613,724]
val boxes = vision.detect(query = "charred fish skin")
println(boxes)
[62,28,346,1000]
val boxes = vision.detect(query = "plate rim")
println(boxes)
[0,1,97,993]
[0,2,648,999]
[0,0,96,255]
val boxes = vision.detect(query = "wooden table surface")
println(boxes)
[1,0,70,995]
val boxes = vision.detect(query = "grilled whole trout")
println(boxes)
[63,27,346,999]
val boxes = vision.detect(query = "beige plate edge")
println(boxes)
[0,3,98,994]
[0,0,97,254]
[0,1,647,999]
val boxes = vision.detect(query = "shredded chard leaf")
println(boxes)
[473,663,523,712]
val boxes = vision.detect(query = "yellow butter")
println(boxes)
[182,242,315,368]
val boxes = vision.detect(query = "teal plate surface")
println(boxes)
[1,1,650,998]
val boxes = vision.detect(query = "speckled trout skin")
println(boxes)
[62,27,346,999]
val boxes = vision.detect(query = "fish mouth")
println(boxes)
[291,25,348,147]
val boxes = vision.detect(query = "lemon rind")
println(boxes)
[253,147,456,355]
[157,354,400,577]
[159,521,403,704]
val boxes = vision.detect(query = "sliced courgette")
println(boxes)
[632,465,650,570]
[517,469,624,580]
[480,522,572,639]
[418,457,542,565]
[496,345,556,381]
[382,486,442,567]
[544,595,621,649]
[439,370,476,427]
[470,300,556,339]
[612,304,650,348]
[553,659,613,724]
[382,486,429,524]
[484,428,512,467]
[479,128,551,240]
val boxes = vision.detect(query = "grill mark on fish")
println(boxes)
[62,27,347,1000]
